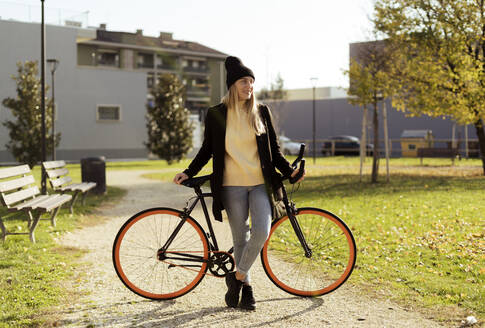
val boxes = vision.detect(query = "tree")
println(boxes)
[345,40,395,182]
[374,0,485,174]
[2,61,59,168]
[257,73,288,132]
[145,73,193,164]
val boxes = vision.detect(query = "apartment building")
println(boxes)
[76,24,227,118]
[0,19,227,162]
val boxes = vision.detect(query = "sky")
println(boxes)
[1,0,376,91]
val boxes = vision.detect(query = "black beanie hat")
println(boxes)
[225,56,255,89]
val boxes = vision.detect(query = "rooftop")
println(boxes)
[84,25,227,58]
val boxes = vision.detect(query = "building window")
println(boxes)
[194,77,209,87]
[137,52,154,68]
[182,58,208,73]
[156,54,177,69]
[186,77,209,93]
[97,49,119,67]
[155,55,163,68]
[97,105,121,121]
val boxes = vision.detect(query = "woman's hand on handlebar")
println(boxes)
[290,168,305,183]
[173,172,189,185]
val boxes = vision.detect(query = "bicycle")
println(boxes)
[112,145,357,300]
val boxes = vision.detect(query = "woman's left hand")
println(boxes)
[290,168,305,183]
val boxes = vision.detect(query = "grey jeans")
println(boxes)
[221,184,272,283]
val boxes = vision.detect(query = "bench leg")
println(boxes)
[29,212,42,243]
[27,211,33,229]
[81,191,88,206]
[69,191,81,214]
[0,217,6,241]
[50,207,61,227]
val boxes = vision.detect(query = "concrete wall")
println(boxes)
[208,59,226,106]
[0,20,147,162]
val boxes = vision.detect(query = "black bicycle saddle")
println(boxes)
[181,174,211,188]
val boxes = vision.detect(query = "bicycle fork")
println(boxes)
[284,197,312,258]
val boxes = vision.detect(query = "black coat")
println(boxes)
[183,103,294,222]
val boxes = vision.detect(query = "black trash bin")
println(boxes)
[81,157,106,194]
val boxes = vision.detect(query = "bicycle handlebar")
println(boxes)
[180,143,306,187]
[288,144,306,184]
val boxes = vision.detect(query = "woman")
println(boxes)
[173,56,304,310]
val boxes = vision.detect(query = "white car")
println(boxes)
[279,136,301,155]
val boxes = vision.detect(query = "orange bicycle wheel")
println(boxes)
[261,207,356,297]
[113,208,209,300]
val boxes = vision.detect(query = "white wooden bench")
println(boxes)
[42,160,97,214]
[0,165,72,243]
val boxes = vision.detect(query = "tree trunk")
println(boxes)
[371,101,379,183]
[474,118,485,175]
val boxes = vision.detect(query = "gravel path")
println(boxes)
[58,170,445,328]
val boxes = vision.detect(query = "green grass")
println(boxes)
[106,159,195,171]
[105,156,483,170]
[0,164,126,327]
[142,156,484,325]
[292,174,482,320]
[287,158,484,325]
[2,157,482,326]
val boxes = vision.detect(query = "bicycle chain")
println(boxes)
[161,250,234,278]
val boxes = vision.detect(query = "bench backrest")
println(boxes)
[0,165,39,208]
[42,160,72,189]
[417,148,459,157]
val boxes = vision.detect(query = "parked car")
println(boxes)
[279,135,301,155]
[322,135,373,156]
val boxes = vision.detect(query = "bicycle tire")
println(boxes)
[261,207,356,297]
[112,207,209,300]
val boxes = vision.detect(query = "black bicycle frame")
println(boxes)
[159,181,312,264]
[158,185,220,263]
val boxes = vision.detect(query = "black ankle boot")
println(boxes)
[239,285,256,310]
[225,272,243,308]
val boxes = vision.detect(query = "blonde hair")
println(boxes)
[222,84,266,135]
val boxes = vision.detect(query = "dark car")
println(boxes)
[322,135,373,156]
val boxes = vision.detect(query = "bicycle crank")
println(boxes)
[208,251,235,277]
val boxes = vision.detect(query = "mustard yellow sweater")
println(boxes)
[223,106,265,186]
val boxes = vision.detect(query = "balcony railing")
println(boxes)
[98,59,119,67]
[187,86,210,94]
[183,66,209,74]
[157,63,177,70]
[137,62,154,69]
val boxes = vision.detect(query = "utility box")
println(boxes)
[400,130,434,157]
[81,157,106,194]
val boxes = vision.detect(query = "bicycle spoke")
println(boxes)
[113,209,208,300]
[262,209,356,296]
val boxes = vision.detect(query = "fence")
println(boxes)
[0,1,89,28]
[294,138,481,158]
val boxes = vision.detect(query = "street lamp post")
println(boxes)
[40,0,47,194]
[47,59,59,160]
[310,77,318,164]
